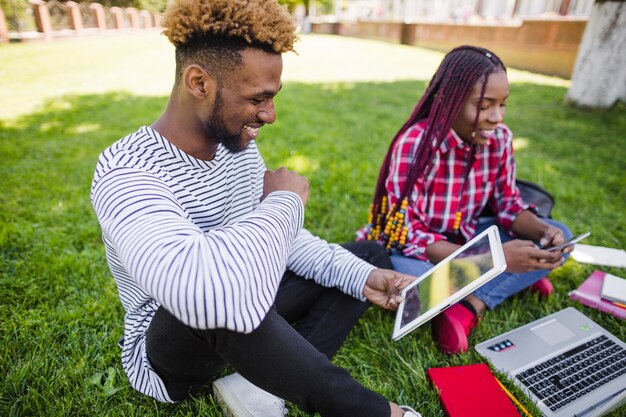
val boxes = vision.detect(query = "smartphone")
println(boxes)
[545,232,590,252]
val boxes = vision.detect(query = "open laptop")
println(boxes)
[392,225,506,340]
[476,307,626,417]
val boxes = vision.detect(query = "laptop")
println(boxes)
[476,307,626,417]
[392,225,506,340]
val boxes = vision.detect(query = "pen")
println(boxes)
[496,378,534,417]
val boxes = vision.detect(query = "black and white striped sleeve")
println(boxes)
[286,229,375,301]
[92,166,304,333]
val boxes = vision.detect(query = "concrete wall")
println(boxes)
[311,18,587,78]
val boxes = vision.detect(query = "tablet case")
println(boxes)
[427,363,521,417]
[568,270,626,320]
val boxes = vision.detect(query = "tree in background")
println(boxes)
[1,0,34,31]
[566,0,626,108]
[279,0,332,19]
[136,0,168,12]
[280,0,308,13]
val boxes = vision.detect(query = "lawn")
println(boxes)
[1,33,625,417]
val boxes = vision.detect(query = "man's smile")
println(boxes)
[244,124,260,139]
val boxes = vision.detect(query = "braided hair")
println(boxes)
[366,45,506,249]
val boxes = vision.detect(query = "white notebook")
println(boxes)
[571,244,626,268]
[600,273,626,304]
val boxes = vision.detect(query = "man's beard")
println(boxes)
[203,94,248,154]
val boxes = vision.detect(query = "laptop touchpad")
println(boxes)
[531,319,576,346]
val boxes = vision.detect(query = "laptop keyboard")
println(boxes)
[516,335,626,412]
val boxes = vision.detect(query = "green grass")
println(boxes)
[1,33,625,417]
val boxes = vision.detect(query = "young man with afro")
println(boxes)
[90,0,422,415]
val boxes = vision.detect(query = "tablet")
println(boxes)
[392,225,506,341]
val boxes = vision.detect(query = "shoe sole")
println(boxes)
[213,378,251,417]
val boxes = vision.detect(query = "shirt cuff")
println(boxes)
[350,260,377,302]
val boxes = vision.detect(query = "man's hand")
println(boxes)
[503,240,563,273]
[363,269,416,310]
[262,167,309,206]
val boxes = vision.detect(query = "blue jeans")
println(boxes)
[390,218,572,309]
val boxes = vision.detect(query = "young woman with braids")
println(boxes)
[358,45,572,355]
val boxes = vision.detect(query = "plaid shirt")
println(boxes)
[360,121,531,260]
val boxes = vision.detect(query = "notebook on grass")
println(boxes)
[476,308,626,417]
[392,225,506,340]
[600,273,626,305]
[427,363,521,417]
[569,270,626,320]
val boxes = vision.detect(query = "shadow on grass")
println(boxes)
[0,82,625,417]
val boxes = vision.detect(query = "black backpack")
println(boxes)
[480,179,555,219]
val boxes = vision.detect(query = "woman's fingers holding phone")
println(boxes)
[539,226,566,248]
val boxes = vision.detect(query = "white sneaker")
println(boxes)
[400,405,423,417]
[212,373,287,417]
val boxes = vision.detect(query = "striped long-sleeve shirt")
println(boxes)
[91,126,375,402]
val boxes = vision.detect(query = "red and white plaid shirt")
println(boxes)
[359,121,531,260]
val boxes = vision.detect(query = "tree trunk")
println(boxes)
[566,0,626,108]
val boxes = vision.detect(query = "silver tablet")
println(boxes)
[392,225,506,341]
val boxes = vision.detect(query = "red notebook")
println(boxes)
[568,270,626,320]
[427,363,521,417]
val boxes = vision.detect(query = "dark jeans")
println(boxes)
[145,240,392,417]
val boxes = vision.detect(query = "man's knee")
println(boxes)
[342,240,392,270]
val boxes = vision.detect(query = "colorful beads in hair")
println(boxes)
[367,197,409,251]
[367,45,505,251]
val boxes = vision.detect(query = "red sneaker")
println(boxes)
[432,303,478,355]
[529,277,554,298]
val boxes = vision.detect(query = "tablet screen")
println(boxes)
[399,232,495,329]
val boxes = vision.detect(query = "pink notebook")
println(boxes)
[568,270,626,320]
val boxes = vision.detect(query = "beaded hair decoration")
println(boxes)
[366,196,410,251]
[366,46,505,253]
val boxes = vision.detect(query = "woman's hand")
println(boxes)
[502,240,564,273]
[512,210,569,253]
[539,225,570,253]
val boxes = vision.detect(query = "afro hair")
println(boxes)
[162,0,297,54]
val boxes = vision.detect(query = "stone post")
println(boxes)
[31,0,52,36]
[89,3,106,30]
[400,22,417,45]
[109,6,125,29]
[125,7,139,28]
[139,10,152,28]
[0,5,9,43]
[559,0,571,15]
[66,1,83,32]
[152,12,161,28]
